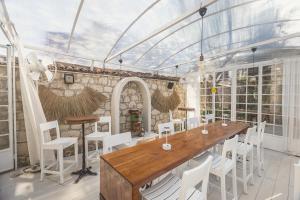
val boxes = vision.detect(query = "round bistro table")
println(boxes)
[65,115,99,183]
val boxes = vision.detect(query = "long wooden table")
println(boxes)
[100,121,249,200]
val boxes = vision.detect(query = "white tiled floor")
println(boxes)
[0,148,298,200]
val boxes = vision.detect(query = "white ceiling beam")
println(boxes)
[155,18,300,69]
[105,0,217,62]
[159,32,300,70]
[66,0,85,51]
[103,0,162,63]
[134,0,263,65]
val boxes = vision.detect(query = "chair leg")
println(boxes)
[59,148,64,184]
[40,149,44,182]
[75,142,78,168]
[242,155,248,194]
[261,144,264,170]
[221,175,226,200]
[257,145,262,177]
[250,149,254,185]
[232,166,238,200]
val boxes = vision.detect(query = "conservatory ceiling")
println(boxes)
[4,0,300,75]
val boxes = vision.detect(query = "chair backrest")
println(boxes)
[39,120,60,144]
[102,132,132,154]
[221,135,238,167]
[179,156,213,200]
[187,117,200,130]
[95,116,111,135]
[244,126,257,144]
[259,121,266,142]
[158,122,175,138]
[295,160,300,200]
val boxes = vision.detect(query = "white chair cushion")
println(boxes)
[141,174,204,200]
[85,131,110,140]
[44,137,77,149]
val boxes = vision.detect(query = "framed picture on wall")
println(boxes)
[64,73,74,84]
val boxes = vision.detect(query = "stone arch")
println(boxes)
[111,77,151,134]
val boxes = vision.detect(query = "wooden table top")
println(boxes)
[65,115,99,125]
[101,121,249,187]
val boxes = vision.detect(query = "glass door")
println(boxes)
[0,45,14,172]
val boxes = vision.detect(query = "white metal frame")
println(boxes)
[203,59,287,152]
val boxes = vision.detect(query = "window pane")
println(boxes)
[275,115,282,125]
[276,85,282,94]
[248,67,258,76]
[237,104,246,112]
[223,103,231,110]
[248,95,258,103]
[237,112,246,121]
[0,135,9,150]
[262,95,272,104]
[223,87,231,94]
[237,86,246,94]
[262,85,273,94]
[262,76,272,84]
[263,65,272,75]
[247,113,257,123]
[237,95,246,103]
[248,76,258,85]
[223,95,231,102]
[274,125,283,136]
[247,104,258,113]
[262,105,274,114]
[275,106,282,115]
[215,102,222,110]
[215,110,222,118]
[265,124,274,134]
[248,86,258,95]
[262,114,274,124]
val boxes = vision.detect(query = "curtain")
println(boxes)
[283,58,300,156]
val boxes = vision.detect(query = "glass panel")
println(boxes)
[237,112,246,121]
[262,114,274,124]
[0,121,9,135]
[237,95,246,103]
[248,86,258,95]
[248,76,258,86]
[0,107,8,120]
[262,85,273,94]
[247,113,258,123]
[275,106,282,115]
[262,105,274,114]
[274,125,283,136]
[262,65,273,75]
[0,135,9,150]
[265,124,274,134]
[237,86,246,94]
[248,95,258,103]
[262,76,272,84]
[0,78,8,90]
[275,115,282,125]
[237,104,246,112]
[0,92,8,105]
[248,67,258,76]
[247,104,258,113]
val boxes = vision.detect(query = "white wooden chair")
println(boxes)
[141,155,213,200]
[294,160,300,200]
[190,135,239,200]
[40,121,78,184]
[237,126,256,193]
[169,110,184,132]
[85,116,111,165]
[186,117,200,130]
[249,121,266,176]
[102,132,132,154]
[158,122,175,138]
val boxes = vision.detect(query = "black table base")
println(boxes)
[72,166,97,183]
[72,123,97,183]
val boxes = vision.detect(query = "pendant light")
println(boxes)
[251,47,257,67]
[198,7,207,74]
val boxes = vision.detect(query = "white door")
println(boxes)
[0,45,14,172]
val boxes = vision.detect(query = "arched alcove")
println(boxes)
[111,77,151,134]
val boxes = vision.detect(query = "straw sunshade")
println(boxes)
[151,88,181,113]
[39,86,107,122]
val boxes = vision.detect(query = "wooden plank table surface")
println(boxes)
[100,121,249,200]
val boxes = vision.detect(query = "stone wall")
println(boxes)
[15,68,185,166]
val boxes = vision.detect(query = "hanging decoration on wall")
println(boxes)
[151,88,181,113]
[39,86,107,122]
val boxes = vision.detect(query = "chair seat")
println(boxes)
[141,174,204,200]
[237,142,252,155]
[43,137,77,149]
[85,131,110,140]
[191,152,234,175]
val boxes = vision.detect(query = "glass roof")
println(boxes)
[3,0,300,75]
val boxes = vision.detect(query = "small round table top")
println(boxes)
[65,115,99,125]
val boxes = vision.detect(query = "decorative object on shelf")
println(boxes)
[128,109,144,136]
[64,73,74,84]
[151,88,181,113]
[39,86,107,122]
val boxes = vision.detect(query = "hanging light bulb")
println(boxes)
[198,7,207,77]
